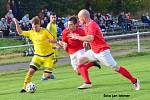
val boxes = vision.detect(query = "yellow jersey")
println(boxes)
[46,23,57,39]
[21,28,54,56]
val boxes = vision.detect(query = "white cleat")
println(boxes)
[133,79,141,90]
[78,83,92,89]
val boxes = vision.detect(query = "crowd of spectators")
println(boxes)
[0,8,150,39]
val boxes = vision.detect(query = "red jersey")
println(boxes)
[62,27,85,54]
[84,20,110,53]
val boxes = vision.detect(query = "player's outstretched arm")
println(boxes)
[13,18,23,35]
[47,38,57,43]
[69,33,94,42]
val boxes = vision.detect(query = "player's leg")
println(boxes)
[77,50,96,89]
[96,49,140,90]
[77,56,93,89]
[42,56,56,80]
[83,61,101,69]
[76,49,101,72]
[42,71,55,80]
[20,56,41,93]
[117,66,140,90]
[70,53,80,74]
[42,69,56,80]
[20,66,38,93]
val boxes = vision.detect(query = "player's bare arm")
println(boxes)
[69,33,94,42]
[13,18,23,34]
[47,38,57,43]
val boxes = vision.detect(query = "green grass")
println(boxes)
[0,54,150,100]
[0,38,26,47]
[1,38,150,65]
[0,56,32,65]
[0,38,27,55]
[109,39,150,51]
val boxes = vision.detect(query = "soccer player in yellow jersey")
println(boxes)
[47,12,57,39]
[13,16,57,93]
[46,12,58,64]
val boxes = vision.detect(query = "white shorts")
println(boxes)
[69,49,85,70]
[81,49,117,68]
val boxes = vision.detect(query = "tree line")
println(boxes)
[0,0,149,18]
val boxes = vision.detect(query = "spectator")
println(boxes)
[5,9,14,26]
[57,17,65,31]
[105,13,113,27]
[43,17,49,27]
[118,12,127,32]
[141,13,150,26]
[38,10,44,20]
[21,14,30,23]
[9,20,16,32]
[0,18,9,36]
[126,12,132,31]
[40,19,46,28]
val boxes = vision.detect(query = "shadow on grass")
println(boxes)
[0,80,149,96]
[0,90,18,96]
[92,80,150,92]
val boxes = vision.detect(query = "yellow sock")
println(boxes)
[23,73,33,89]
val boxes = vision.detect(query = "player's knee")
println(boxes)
[78,57,88,64]
[28,68,36,75]
[29,65,37,74]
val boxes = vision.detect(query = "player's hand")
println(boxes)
[60,41,67,50]
[68,33,79,40]
[46,38,57,43]
[83,41,88,47]
[56,43,62,49]
[62,42,67,50]
[46,39,50,42]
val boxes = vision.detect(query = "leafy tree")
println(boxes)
[0,0,149,18]
[111,0,142,15]
[43,0,85,16]
[91,0,111,12]
[0,0,8,18]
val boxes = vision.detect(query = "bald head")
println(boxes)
[78,9,91,25]
[78,9,91,19]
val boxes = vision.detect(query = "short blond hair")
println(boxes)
[31,16,40,25]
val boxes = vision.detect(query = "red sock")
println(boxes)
[84,62,94,69]
[117,66,137,83]
[78,64,91,84]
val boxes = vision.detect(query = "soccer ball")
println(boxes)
[26,82,36,93]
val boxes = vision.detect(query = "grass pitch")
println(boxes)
[0,54,150,100]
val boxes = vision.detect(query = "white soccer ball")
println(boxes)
[26,82,36,93]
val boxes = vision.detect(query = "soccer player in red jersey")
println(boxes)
[69,9,140,90]
[62,16,100,74]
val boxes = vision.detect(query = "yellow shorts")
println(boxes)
[30,55,54,72]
